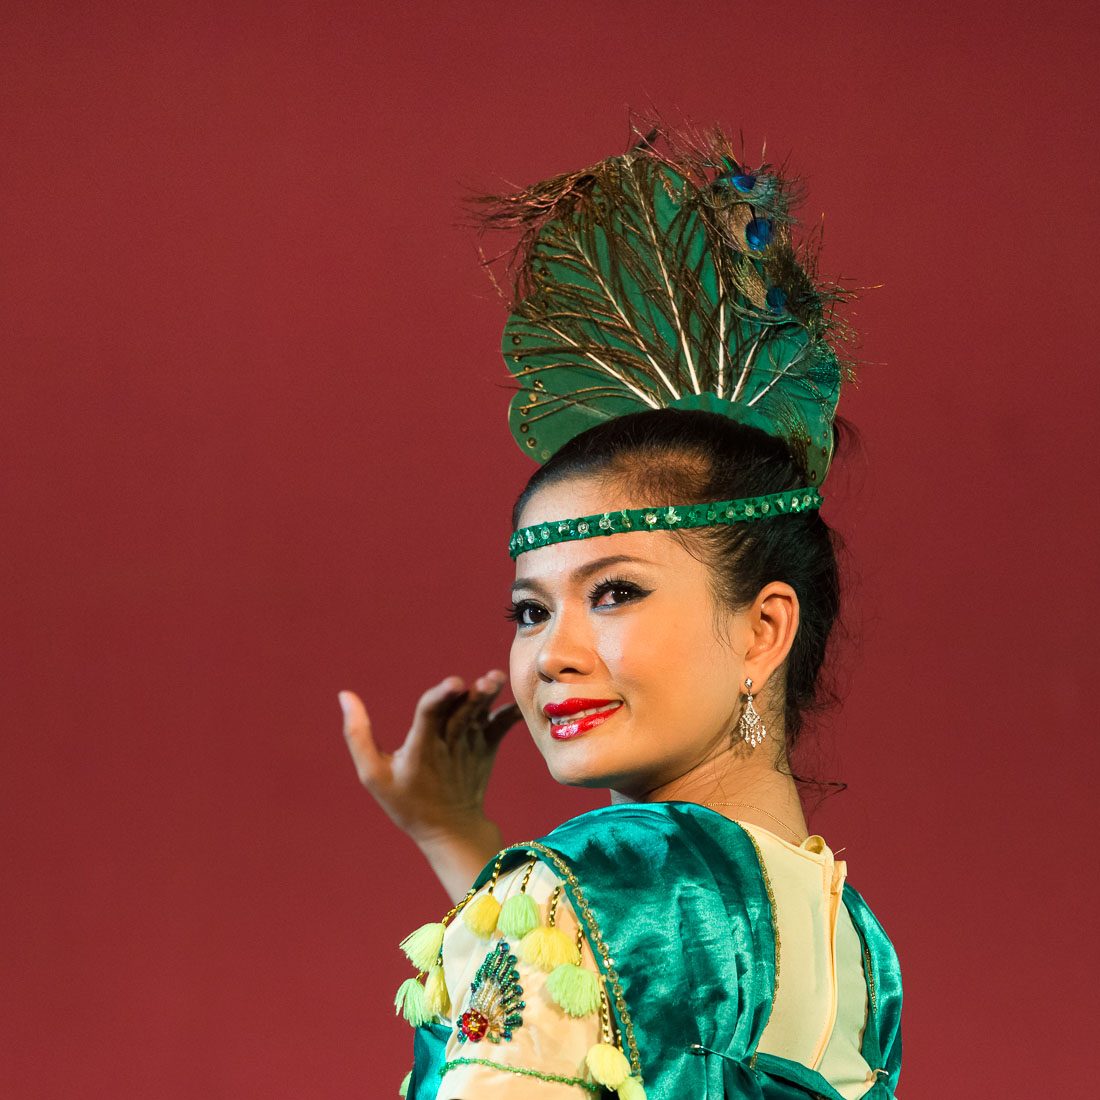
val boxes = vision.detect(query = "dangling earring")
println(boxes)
[739,678,767,748]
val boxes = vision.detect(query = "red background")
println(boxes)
[3,2,1098,1096]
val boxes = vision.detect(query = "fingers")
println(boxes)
[413,676,468,724]
[402,675,471,755]
[484,701,522,748]
[339,690,381,785]
[442,670,508,746]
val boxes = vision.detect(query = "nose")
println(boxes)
[535,606,597,682]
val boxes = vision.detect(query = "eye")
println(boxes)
[589,577,651,608]
[505,599,550,627]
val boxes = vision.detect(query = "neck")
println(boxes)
[608,730,809,843]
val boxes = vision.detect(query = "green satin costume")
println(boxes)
[408,802,902,1100]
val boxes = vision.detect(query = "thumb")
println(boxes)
[339,690,381,781]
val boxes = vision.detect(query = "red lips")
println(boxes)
[543,698,618,718]
[543,698,623,741]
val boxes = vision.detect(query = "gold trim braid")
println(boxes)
[507,840,642,1079]
[739,825,781,1060]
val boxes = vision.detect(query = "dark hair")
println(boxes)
[512,409,844,753]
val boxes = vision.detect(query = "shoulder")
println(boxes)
[457,803,774,985]
[505,803,777,1075]
[522,801,773,923]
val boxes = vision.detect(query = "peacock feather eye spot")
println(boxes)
[745,217,773,251]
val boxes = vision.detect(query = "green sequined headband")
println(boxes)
[509,487,821,558]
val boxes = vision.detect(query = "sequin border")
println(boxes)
[738,826,781,1063]
[509,841,643,1080]
[862,942,878,1015]
[509,487,823,559]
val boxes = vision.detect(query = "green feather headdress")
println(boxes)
[478,125,851,487]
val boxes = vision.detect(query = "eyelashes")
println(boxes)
[504,600,542,625]
[588,576,650,604]
[506,575,652,626]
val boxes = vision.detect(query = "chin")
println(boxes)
[547,765,616,790]
[539,740,647,793]
[532,736,602,787]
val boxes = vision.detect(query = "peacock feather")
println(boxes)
[476,125,851,484]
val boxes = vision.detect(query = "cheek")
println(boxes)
[508,637,537,716]
[639,618,739,716]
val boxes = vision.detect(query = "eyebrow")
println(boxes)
[511,554,656,597]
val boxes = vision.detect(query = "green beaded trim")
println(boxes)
[440,1058,601,1091]
[509,487,822,559]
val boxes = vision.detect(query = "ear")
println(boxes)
[742,582,800,696]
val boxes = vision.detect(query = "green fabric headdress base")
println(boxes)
[509,487,822,559]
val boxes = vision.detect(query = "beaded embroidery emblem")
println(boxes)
[457,940,525,1044]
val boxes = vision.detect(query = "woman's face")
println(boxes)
[508,477,751,798]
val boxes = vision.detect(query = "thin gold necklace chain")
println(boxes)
[702,801,805,845]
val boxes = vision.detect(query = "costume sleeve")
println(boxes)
[434,860,603,1099]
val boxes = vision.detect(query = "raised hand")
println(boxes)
[339,671,521,900]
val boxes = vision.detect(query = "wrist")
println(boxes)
[411,816,505,904]
[411,815,503,857]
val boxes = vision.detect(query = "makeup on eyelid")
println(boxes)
[507,576,651,625]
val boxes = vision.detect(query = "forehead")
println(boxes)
[516,476,635,530]
[513,477,691,579]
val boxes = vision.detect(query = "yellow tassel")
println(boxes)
[518,925,580,971]
[498,892,540,938]
[393,976,429,1027]
[423,963,451,1016]
[461,892,501,939]
[546,962,601,1017]
[399,922,445,972]
[397,1070,411,1097]
[618,1075,647,1100]
[585,1042,631,1089]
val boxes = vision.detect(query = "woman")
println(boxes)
[340,127,902,1099]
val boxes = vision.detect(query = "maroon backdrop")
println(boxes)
[3,2,1098,1096]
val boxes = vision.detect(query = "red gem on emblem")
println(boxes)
[459,1009,489,1042]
